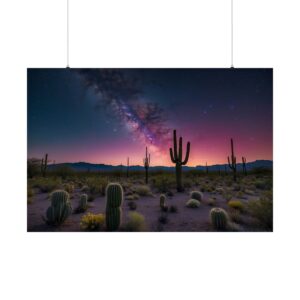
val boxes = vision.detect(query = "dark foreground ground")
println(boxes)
[27,172,272,232]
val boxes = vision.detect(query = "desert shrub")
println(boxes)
[244,189,255,195]
[207,197,216,206]
[236,191,245,198]
[247,197,273,230]
[31,177,61,193]
[124,212,146,232]
[63,183,74,193]
[152,174,175,193]
[255,178,272,190]
[134,185,152,196]
[27,187,34,198]
[27,158,41,178]
[81,185,89,192]
[200,184,213,193]
[126,193,140,201]
[80,213,105,231]
[52,165,74,179]
[190,191,203,201]
[223,191,233,201]
[228,200,244,211]
[183,178,193,188]
[86,177,108,195]
[169,205,178,213]
[186,199,201,208]
[127,201,137,210]
[228,209,245,226]
[210,208,229,231]
[215,187,225,194]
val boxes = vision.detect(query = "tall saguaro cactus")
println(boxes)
[242,156,247,175]
[41,153,48,177]
[206,162,208,174]
[143,147,150,184]
[227,138,237,182]
[169,130,191,192]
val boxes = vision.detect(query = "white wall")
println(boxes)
[0,1,299,300]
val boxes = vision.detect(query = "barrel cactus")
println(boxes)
[44,190,72,225]
[75,194,88,213]
[105,183,123,231]
[210,208,229,231]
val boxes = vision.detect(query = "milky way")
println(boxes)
[76,69,170,153]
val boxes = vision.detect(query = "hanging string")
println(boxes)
[67,0,69,68]
[231,0,234,68]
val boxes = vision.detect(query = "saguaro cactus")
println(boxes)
[41,153,48,177]
[227,138,237,182]
[105,183,123,231]
[126,157,130,178]
[206,162,208,174]
[242,156,247,175]
[43,190,72,225]
[169,130,191,192]
[143,147,150,184]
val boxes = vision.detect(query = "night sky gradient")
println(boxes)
[27,68,273,166]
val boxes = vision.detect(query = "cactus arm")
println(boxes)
[182,141,190,165]
[170,148,176,163]
[173,130,178,160]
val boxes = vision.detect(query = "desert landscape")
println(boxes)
[27,68,273,232]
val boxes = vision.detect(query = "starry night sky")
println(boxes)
[27,68,272,166]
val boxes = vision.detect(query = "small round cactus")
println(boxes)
[106,183,123,231]
[210,208,229,231]
[190,191,203,201]
[186,199,201,208]
[75,194,88,213]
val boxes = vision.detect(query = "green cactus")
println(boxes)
[143,147,150,184]
[227,138,237,182]
[242,156,247,175]
[160,194,166,208]
[75,194,88,213]
[169,130,191,192]
[41,153,48,177]
[44,190,72,225]
[210,207,229,231]
[105,183,124,231]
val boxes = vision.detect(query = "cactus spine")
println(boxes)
[44,190,72,225]
[105,183,123,231]
[242,156,247,175]
[143,147,150,184]
[227,138,237,182]
[41,153,48,177]
[169,130,191,192]
[210,208,229,231]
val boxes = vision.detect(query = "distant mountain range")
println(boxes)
[48,160,272,172]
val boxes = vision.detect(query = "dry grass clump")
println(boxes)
[133,185,153,196]
[80,213,105,231]
[124,212,146,231]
